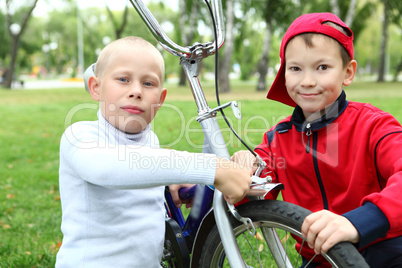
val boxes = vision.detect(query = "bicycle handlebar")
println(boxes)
[129,0,225,59]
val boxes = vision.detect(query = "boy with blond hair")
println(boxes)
[56,36,251,267]
[233,13,402,267]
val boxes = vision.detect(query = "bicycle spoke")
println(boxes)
[296,240,305,267]
[284,231,288,267]
[240,230,263,268]
[257,234,263,268]
[303,253,318,267]
[252,231,263,268]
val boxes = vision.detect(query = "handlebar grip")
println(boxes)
[178,185,197,200]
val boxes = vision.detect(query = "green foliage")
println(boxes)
[350,1,378,41]
[1,0,401,82]
[0,12,10,65]
[388,0,402,27]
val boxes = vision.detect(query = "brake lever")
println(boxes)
[254,154,266,177]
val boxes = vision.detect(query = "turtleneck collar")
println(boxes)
[97,110,151,143]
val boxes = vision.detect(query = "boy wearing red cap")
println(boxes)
[233,13,402,267]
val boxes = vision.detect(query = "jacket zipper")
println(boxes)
[305,123,312,153]
[304,123,329,209]
[311,131,329,210]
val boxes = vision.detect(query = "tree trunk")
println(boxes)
[344,0,357,26]
[178,0,198,86]
[218,0,235,93]
[330,0,340,17]
[378,0,389,82]
[179,69,187,86]
[216,0,234,92]
[106,0,129,40]
[256,21,272,92]
[4,0,38,89]
[5,36,18,88]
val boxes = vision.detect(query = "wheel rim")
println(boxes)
[209,221,343,268]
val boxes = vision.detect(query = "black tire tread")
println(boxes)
[199,200,369,268]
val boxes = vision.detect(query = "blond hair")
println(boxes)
[95,36,165,82]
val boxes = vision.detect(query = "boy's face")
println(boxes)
[284,35,355,120]
[89,44,167,134]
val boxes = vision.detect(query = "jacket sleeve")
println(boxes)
[364,128,402,235]
[345,110,402,248]
[343,202,390,248]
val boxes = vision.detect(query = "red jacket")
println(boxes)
[255,91,402,260]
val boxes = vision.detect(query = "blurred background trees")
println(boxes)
[0,0,401,90]
[3,0,38,88]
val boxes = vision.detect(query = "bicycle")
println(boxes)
[84,1,369,267]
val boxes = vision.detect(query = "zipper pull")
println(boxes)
[305,123,312,153]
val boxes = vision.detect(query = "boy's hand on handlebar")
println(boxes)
[168,184,194,208]
[214,157,252,204]
[231,150,258,175]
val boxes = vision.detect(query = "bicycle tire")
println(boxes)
[199,200,368,268]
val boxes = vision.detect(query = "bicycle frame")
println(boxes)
[129,1,279,267]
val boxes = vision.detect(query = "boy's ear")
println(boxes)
[343,60,357,87]
[88,76,100,101]
[156,88,167,111]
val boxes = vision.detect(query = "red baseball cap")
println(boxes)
[267,13,354,107]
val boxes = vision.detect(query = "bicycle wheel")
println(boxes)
[199,200,368,268]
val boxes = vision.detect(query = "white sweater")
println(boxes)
[56,111,216,268]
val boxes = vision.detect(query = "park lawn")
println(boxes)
[0,81,401,267]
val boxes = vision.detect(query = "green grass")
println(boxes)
[0,81,401,267]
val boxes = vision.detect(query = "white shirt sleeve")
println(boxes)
[60,122,216,189]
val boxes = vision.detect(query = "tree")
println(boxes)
[177,0,199,86]
[378,0,402,82]
[330,0,357,25]
[254,0,297,92]
[4,0,38,88]
[255,22,271,92]
[377,0,389,82]
[218,0,235,93]
[0,11,9,63]
[233,11,264,81]
[106,0,129,40]
[46,5,94,77]
[389,0,402,81]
